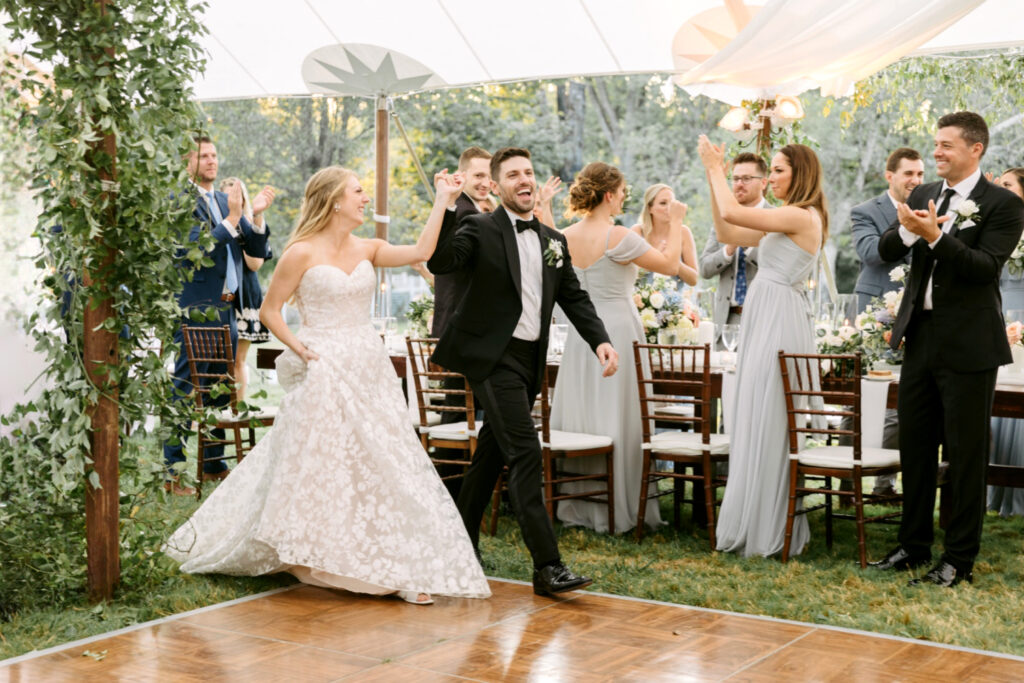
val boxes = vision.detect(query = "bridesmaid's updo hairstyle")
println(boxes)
[565,162,625,218]
[285,166,357,250]
[777,144,830,241]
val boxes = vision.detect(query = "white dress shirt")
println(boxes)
[505,207,543,342]
[898,168,981,309]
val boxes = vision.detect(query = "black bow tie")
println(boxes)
[515,217,540,234]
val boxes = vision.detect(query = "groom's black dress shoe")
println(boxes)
[532,563,593,596]
[908,561,972,588]
[867,546,930,571]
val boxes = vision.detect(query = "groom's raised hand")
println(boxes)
[595,342,619,377]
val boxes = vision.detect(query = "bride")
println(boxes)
[164,166,491,605]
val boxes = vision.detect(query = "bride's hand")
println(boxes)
[434,169,464,205]
[697,135,725,172]
[299,345,320,362]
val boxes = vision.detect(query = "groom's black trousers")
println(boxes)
[457,337,560,568]
[897,312,996,571]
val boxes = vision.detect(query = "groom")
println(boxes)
[873,112,1024,586]
[428,147,618,596]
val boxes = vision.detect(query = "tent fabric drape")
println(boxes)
[677,0,986,104]
[191,0,1021,102]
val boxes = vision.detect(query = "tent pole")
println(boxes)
[374,95,390,317]
[84,0,121,603]
[391,108,434,201]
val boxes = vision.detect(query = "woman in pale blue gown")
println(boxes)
[551,162,690,534]
[990,167,1024,517]
[698,138,828,557]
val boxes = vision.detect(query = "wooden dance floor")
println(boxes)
[4,579,1024,682]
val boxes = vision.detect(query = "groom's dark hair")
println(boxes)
[937,111,988,156]
[490,147,531,179]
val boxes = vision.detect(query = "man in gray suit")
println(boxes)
[848,147,923,497]
[699,153,769,347]
[852,147,923,313]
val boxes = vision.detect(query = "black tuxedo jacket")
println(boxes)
[879,177,1024,372]
[431,193,481,337]
[427,208,610,394]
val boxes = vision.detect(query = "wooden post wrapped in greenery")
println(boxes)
[1,0,206,605]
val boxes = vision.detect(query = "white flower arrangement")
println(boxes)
[543,238,564,268]
[1007,238,1024,277]
[633,275,700,342]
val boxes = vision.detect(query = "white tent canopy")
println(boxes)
[195,0,1024,102]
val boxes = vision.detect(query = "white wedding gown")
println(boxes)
[164,261,491,599]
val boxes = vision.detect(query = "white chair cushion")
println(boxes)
[794,445,900,469]
[654,404,695,417]
[411,411,442,427]
[423,421,482,440]
[220,405,277,422]
[542,430,613,451]
[644,430,730,455]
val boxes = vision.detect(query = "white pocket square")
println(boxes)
[959,219,976,229]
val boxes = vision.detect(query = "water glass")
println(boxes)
[720,323,740,353]
[549,324,568,356]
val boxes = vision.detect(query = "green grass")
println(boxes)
[2,479,1021,661]
[2,359,1021,661]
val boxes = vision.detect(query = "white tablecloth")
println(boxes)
[720,369,892,449]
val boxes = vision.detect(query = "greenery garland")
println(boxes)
[0,0,208,616]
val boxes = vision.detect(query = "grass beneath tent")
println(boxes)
[2,479,1022,661]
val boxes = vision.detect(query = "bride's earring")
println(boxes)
[333,202,341,213]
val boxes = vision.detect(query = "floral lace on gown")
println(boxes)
[164,261,491,599]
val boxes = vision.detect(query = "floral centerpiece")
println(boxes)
[406,292,434,338]
[633,275,700,343]
[854,265,907,367]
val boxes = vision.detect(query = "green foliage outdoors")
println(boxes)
[0,1,209,620]
[201,53,1024,296]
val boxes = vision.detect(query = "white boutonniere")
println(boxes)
[955,199,980,229]
[543,238,564,268]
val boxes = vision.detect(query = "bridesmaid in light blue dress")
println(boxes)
[551,162,689,534]
[989,167,1024,517]
[698,138,828,557]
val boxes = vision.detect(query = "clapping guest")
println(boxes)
[873,112,1024,586]
[551,162,686,534]
[989,166,1024,517]
[698,137,827,557]
[698,153,770,348]
[163,136,273,493]
[220,177,273,400]
[634,184,699,285]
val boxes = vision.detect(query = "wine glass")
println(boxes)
[549,324,568,357]
[721,323,739,356]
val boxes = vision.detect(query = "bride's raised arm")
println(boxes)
[698,135,816,245]
[371,171,465,268]
[260,242,318,361]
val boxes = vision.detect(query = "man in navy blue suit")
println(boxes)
[163,136,274,493]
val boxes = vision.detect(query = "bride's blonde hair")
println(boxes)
[285,166,357,250]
